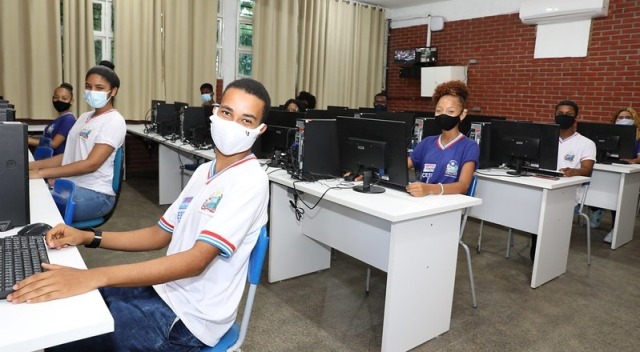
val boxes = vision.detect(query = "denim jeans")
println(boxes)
[46,287,207,352]
[71,186,115,222]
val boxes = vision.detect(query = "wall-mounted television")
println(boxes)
[394,49,416,65]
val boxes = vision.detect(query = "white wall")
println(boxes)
[387,0,521,29]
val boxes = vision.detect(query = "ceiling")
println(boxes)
[360,0,446,10]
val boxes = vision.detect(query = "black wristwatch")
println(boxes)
[85,228,103,248]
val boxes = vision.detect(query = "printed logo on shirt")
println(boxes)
[564,153,575,163]
[445,160,459,178]
[201,192,223,214]
[79,127,92,140]
[46,124,55,135]
[421,163,436,182]
[176,196,193,223]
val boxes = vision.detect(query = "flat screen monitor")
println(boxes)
[156,103,179,137]
[253,111,305,159]
[327,105,350,112]
[174,101,189,113]
[489,120,559,175]
[182,107,212,147]
[359,112,415,149]
[358,107,376,113]
[577,122,636,163]
[336,116,409,193]
[394,49,416,65]
[305,109,339,120]
[403,110,435,118]
[459,115,506,136]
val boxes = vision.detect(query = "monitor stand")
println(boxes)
[353,170,386,194]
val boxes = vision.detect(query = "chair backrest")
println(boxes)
[34,146,53,161]
[52,179,76,225]
[467,175,478,197]
[38,137,52,148]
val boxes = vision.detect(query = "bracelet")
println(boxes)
[85,228,103,248]
[438,183,444,195]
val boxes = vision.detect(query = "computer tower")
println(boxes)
[469,122,496,169]
[0,122,29,231]
[295,119,341,180]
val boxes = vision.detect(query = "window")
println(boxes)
[93,0,114,65]
[237,0,254,77]
[216,1,223,79]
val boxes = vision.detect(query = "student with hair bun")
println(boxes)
[406,80,479,197]
[28,83,77,155]
[28,65,126,222]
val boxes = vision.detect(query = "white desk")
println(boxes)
[268,170,481,352]
[468,171,589,288]
[127,124,215,204]
[584,163,640,249]
[0,178,114,352]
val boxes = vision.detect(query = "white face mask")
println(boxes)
[615,118,635,126]
[84,90,112,109]
[201,93,212,103]
[210,108,264,156]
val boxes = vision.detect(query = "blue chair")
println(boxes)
[38,137,52,148]
[51,179,76,225]
[203,226,269,352]
[53,147,124,228]
[34,146,54,160]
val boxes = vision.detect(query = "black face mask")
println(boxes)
[555,114,576,130]
[53,100,71,113]
[374,104,387,112]
[435,113,461,131]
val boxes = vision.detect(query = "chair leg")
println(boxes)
[365,266,371,296]
[460,241,477,308]
[476,220,484,253]
[506,228,513,258]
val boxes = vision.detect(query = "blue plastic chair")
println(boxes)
[34,146,54,160]
[52,147,124,228]
[38,137,52,148]
[203,226,269,352]
[51,179,76,225]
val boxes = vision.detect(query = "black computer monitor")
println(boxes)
[577,122,636,163]
[174,101,189,114]
[156,103,179,137]
[359,112,416,149]
[305,109,339,120]
[358,107,376,113]
[459,115,506,136]
[403,110,435,118]
[182,107,212,147]
[327,105,350,112]
[489,120,559,175]
[336,116,409,193]
[254,111,305,159]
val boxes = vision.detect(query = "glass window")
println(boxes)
[93,3,103,31]
[239,23,252,49]
[238,52,252,77]
[240,0,254,18]
[94,39,103,63]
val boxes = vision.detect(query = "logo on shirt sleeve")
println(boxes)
[201,192,223,214]
[177,196,193,223]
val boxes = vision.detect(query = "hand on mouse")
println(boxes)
[343,172,363,182]
[46,224,92,249]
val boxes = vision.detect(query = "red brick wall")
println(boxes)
[387,0,639,123]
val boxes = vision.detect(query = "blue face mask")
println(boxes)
[84,90,112,109]
[201,93,212,103]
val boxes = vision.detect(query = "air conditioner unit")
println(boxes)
[520,0,609,25]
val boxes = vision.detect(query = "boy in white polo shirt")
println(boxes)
[9,78,271,351]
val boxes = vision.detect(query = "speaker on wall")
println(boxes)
[0,122,29,231]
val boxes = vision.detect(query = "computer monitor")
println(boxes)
[403,110,435,118]
[577,122,636,163]
[489,120,559,175]
[336,116,409,193]
[174,101,189,114]
[156,103,179,137]
[253,111,305,159]
[305,109,340,120]
[359,112,416,149]
[182,107,212,147]
[358,107,376,113]
[459,115,506,136]
[327,105,350,112]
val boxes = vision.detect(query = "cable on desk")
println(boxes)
[290,180,350,213]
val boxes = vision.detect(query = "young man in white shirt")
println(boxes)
[9,78,271,351]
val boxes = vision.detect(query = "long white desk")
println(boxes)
[584,163,640,249]
[468,171,589,288]
[127,124,214,204]
[0,178,114,352]
[268,170,481,352]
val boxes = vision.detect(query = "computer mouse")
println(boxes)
[344,174,358,182]
[17,223,52,236]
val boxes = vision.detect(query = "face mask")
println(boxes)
[201,93,212,103]
[52,100,71,113]
[435,113,461,131]
[210,108,264,156]
[616,118,635,126]
[374,104,387,112]
[84,90,112,109]
[554,114,576,130]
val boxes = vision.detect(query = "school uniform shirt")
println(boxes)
[62,110,126,196]
[154,155,269,347]
[43,112,76,155]
[557,132,596,170]
[410,133,480,184]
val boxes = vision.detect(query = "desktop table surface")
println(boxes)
[0,178,114,352]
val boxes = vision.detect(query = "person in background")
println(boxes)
[407,80,479,197]
[284,98,307,112]
[9,78,271,352]
[590,107,640,243]
[373,92,388,112]
[27,83,77,156]
[28,65,126,222]
[296,91,316,110]
[200,82,215,107]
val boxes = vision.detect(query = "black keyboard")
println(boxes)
[1,235,50,299]
[521,166,564,178]
[600,158,630,165]
[378,179,408,192]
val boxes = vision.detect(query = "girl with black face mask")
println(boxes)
[406,80,480,197]
[27,83,77,156]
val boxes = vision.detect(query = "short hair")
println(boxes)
[432,80,469,108]
[200,83,214,91]
[59,82,74,98]
[296,91,316,109]
[374,92,387,100]
[98,60,115,70]
[86,65,120,89]
[223,78,271,122]
[556,100,579,116]
[284,98,308,112]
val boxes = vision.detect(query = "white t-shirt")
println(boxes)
[557,132,596,170]
[62,110,126,195]
[154,155,269,346]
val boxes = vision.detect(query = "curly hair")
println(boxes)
[432,80,469,108]
[612,107,640,139]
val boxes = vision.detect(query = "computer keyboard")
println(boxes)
[521,166,564,178]
[378,179,409,192]
[1,235,50,299]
